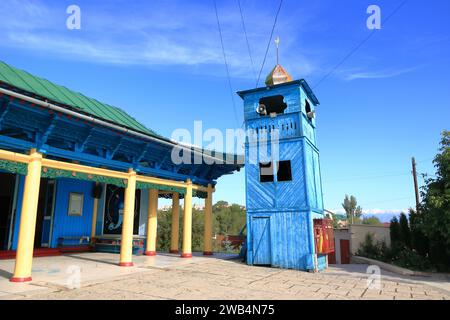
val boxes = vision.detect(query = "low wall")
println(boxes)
[349,224,390,254]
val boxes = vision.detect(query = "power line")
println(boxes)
[325,155,434,182]
[325,171,410,182]
[360,196,414,207]
[237,0,257,83]
[255,0,283,88]
[419,172,437,179]
[213,0,240,127]
[416,157,434,164]
[327,169,409,179]
[313,0,408,89]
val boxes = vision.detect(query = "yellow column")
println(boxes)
[203,184,213,255]
[170,192,180,253]
[90,193,99,242]
[181,179,193,258]
[119,169,136,267]
[145,189,158,256]
[11,149,42,282]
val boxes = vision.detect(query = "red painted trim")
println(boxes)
[10,276,32,283]
[181,253,192,258]
[118,262,134,267]
[0,247,91,260]
[169,249,179,254]
[203,251,214,256]
[145,251,156,256]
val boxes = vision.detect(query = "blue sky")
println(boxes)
[0,0,449,214]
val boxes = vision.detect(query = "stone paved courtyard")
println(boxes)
[0,252,448,300]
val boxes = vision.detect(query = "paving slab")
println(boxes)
[1,253,449,300]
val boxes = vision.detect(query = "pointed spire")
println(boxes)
[275,36,280,65]
[265,37,293,86]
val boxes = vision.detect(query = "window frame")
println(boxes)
[68,192,84,216]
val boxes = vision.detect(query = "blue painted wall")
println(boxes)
[241,80,325,271]
[243,84,301,121]
[11,178,144,249]
[11,175,25,250]
[95,183,106,236]
[50,178,95,248]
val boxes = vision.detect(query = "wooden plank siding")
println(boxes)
[240,79,325,271]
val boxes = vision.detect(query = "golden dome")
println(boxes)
[265,64,293,86]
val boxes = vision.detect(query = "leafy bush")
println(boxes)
[356,233,387,261]
[356,231,433,271]
[392,248,433,271]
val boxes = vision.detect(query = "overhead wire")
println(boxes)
[237,0,257,83]
[313,0,408,89]
[255,0,284,88]
[213,0,240,128]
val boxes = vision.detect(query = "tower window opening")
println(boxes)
[259,162,274,183]
[305,99,312,122]
[277,160,292,182]
[259,95,287,116]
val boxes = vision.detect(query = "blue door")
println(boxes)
[40,180,56,247]
[252,217,271,265]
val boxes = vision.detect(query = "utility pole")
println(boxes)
[411,157,420,213]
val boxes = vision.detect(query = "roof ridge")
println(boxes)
[0,59,157,136]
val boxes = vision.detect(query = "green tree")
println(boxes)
[409,208,429,256]
[419,130,450,270]
[390,216,401,247]
[156,200,246,254]
[156,210,172,251]
[332,213,347,228]
[362,216,382,225]
[214,201,229,209]
[342,195,363,224]
[399,212,411,248]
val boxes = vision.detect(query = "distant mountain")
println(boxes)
[362,212,409,223]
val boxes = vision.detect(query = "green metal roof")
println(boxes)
[0,60,158,136]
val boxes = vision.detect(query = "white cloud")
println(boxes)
[0,0,316,79]
[344,66,419,81]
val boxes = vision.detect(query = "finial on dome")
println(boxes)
[265,36,293,86]
[275,36,280,64]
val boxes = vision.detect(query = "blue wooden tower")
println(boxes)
[237,60,327,272]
